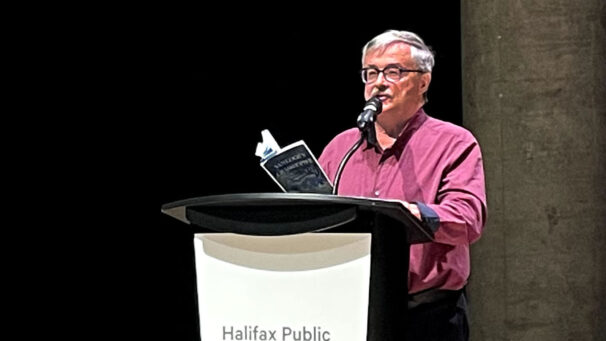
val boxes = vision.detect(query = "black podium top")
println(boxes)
[162,193,433,244]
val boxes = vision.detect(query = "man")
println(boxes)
[318,30,487,340]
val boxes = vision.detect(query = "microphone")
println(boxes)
[331,96,383,195]
[357,96,383,130]
[356,96,382,146]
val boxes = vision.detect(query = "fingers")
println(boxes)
[402,201,421,220]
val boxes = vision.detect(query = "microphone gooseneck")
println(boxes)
[332,135,364,195]
[332,97,383,195]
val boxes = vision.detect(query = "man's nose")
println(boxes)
[375,70,387,85]
[374,71,387,89]
[373,73,389,91]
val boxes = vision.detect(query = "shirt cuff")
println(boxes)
[413,202,440,233]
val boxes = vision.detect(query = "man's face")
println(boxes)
[363,43,429,119]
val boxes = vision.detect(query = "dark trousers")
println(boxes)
[405,289,469,341]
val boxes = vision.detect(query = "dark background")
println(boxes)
[154,17,462,201]
[121,6,462,340]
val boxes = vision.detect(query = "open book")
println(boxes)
[255,130,333,194]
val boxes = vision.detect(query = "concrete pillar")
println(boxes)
[461,1,606,340]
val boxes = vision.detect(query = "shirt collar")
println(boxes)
[363,107,428,158]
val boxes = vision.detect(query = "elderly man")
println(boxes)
[319,30,487,341]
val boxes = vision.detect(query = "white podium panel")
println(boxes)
[194,233,372,341]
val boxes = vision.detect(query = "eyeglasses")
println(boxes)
[361,65,424,83]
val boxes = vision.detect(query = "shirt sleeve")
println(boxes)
[414,202,440,233]
[318,146,334,181]
[423,136,487,245]
[318,132,351,183]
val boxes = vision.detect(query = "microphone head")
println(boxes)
[357,96,383,129]
[363,96,383,114]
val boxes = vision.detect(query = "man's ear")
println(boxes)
[420,72,432,93]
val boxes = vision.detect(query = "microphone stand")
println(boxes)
[332,96,381,195]
[332,125,373,195]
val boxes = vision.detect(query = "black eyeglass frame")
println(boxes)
[360,65,425,83]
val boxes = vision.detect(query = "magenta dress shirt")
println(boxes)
[318,109,487,294]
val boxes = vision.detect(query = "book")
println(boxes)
[255,130,333,194]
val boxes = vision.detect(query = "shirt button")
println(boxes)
[374,190,380,197]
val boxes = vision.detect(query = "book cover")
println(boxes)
[256,130,333,194]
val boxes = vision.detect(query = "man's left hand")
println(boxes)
[402,201,421,220]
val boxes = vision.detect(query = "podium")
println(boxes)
[162,193,434,341]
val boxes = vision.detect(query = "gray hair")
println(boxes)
[362,30,435,72]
